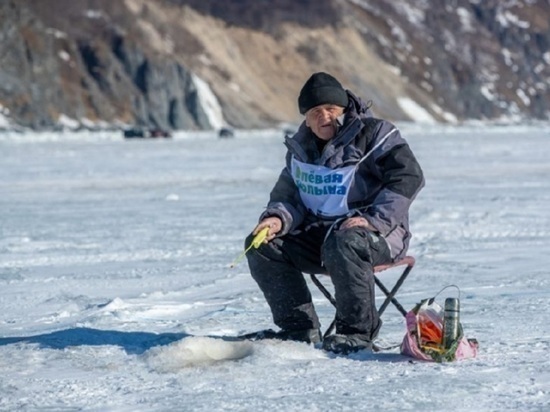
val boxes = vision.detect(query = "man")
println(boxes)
[245,72,424,354]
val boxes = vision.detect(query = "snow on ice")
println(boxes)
[0,124,549,411]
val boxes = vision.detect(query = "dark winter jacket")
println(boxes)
[261,91,424,260]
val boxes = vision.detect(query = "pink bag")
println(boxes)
[400,296,479,362]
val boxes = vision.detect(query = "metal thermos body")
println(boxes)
[443,297,460,349]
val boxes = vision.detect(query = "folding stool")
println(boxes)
[309,255,416,338]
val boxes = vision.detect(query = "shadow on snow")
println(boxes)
[0,327,190,355]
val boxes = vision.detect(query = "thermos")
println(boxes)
[443,297,460,349]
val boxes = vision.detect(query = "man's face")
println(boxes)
[305,104,345,141]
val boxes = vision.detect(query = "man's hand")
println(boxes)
[338,216,374,231]
[253,217,283,243]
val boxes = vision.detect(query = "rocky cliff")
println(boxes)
[0,0,548,131]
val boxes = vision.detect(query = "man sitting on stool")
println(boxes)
[245,72,425,354]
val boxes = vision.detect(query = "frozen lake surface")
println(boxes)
[1,124,549,411]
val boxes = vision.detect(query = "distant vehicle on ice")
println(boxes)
[218,127,235,138]
[124,127,172,139]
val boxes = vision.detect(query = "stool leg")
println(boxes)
[375,264,413,316]
[310,274,337,338]
[310,260,414,337]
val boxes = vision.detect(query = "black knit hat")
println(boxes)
[298,72,348,115]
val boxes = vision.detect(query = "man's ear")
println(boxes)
[305,117,310,128]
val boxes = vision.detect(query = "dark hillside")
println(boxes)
[0,0,548,130]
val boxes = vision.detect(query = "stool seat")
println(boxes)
[374,255,415,273]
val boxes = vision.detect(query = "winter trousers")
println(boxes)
[245,223,392,339]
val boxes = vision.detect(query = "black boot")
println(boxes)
[322,333,373,354]
[239,328,322,344]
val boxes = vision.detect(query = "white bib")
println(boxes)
[289,127,398,218]
[291,157,355,217]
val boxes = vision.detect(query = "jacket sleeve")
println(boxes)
[260,157,307,235]
[362,122,425,235]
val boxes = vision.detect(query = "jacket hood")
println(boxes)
[345,90,375,121]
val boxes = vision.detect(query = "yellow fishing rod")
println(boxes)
[229,227,269,268]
